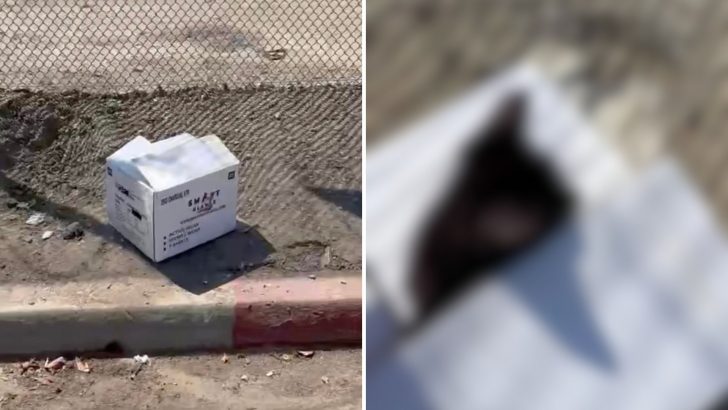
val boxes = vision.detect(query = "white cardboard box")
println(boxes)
[105,133,240,262]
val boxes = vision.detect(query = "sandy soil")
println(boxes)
[0,349,361,410]
[0,0,361,91]
[0,85,361,287]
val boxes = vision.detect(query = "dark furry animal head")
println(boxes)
[411,95,572,318]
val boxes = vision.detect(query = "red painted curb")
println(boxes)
[231,277,362,347]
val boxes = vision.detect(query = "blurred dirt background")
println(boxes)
[0,349,361,410]
[367,0,728,225]
[0,3,361,409]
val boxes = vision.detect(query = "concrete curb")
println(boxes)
[231,277,361,347]
[0,275,361,357]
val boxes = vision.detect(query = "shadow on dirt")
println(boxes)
[0,172,274,294]
[156,222,274,294]
[307,187,362,218]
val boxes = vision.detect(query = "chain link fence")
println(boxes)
[0,0,361,92]
[0,0,362,282]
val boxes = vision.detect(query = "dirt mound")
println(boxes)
[0,103,60,169]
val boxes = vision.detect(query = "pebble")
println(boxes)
[61,222,84,240]
[5,199,17,209]
[25,212,45,226]
[41,231,53,240]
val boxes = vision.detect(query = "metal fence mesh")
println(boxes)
[0,0,361,92]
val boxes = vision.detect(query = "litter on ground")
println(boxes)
[25,213,45,226]
[133,355,150,364]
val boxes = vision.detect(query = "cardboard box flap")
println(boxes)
[149,133,196,154]
[199,135,240,167]
[106,136,152,184]
[108,133,238,191]
[108,136,151,161]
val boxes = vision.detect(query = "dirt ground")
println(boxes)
[0,0,361,91]
[0,85,361,288]
[0,349,361,410]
